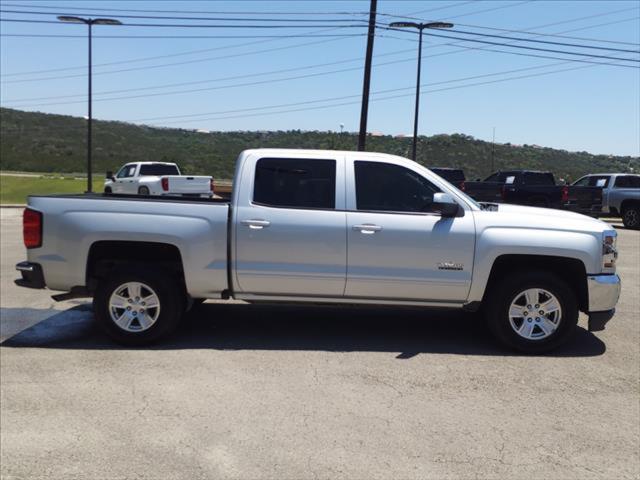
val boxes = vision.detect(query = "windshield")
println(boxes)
[139,164,180,176]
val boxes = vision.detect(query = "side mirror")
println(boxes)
[433,192,460,218]
[106,171,113,180]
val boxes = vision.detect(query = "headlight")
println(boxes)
[602,230,618,271]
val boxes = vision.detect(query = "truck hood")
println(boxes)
[479,203,613,234]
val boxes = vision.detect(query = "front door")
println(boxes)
[234,155,347,296]
[345,160,475,302]
[113,164,137,193]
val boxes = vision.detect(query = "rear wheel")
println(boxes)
[93,267,184,345]
[622,205,640,229]
[485,271,578,353]
[138,186,150,195]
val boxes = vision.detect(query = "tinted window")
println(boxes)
[524,172,555,185]
[253,158,336,209]
[355,161,440,213]
[614,175,640,188]
[139,164,180,176]
[431,168,465,183]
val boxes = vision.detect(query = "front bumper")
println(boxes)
[15,261,45,289]
[586,274,621,331]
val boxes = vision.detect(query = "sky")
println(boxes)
[1,0,639,156]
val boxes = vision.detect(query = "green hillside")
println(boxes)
[1,107,637,181]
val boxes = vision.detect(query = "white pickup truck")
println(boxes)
[16,149,621,352]
[572,173,640,229]
[104,162,214,197]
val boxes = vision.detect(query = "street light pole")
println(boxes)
[57,16,122,193]
[389,21,453,161]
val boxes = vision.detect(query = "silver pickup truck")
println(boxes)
[16,149,621,353]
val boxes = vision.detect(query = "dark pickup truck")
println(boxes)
[463,170,603,216]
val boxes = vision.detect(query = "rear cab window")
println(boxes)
[139,164,181,176]
[523,172,555,185]
[253,158,336,209]
[614,175,640,188]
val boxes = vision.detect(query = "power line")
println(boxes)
[6,40,636,109]
[0,3,369,16]
[129,61,623,123]
[0,24,353,78]
[140,59,635,125]
[453,22,640,46]
[425,27,640,54]
[2,48,415,102]
[0,8,369,23]
[0,35,354,84]
[381,27,640,63]
[0,17,369,28]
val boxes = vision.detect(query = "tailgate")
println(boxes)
[164,176,212,194]
[568,186,602,209]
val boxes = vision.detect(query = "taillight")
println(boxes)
[460,181,465,191]
[161,177,169,191]
[500,185,507,200]
[561,185,569,203]
[210,178,215,192]
[23,208,42,249]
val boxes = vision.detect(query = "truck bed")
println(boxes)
[26,193,231,298]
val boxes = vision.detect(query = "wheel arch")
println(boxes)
[482,254,588,313]
[86,240,185,294]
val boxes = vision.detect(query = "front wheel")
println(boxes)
[138,186,150,195]
[93,267,184,345]
[485,272,578,353]
[622,205,640,229]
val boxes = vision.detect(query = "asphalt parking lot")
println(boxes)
[1,207,638,479]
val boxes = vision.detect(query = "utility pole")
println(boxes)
[491,126,496,172]
[357,0,377,151]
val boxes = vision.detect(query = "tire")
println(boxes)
[485,271,578,353]
[104,187,112,194]
[622,205,640,229]
[93,267,184,345]
[138,186,150,195]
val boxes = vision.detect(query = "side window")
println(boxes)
[573,176,589,187]
[355,161,440,213]
[116,165,134,178]
[253,158,336,209]
[485,173,500,182]
[614,176,640,188]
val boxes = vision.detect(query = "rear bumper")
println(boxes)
[586,274,620,331]
[15,261,45,289]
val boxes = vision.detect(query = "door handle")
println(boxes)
[353,224,382,234]
[241,219,271,229]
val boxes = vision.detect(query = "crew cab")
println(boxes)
[104,162,214,197]
[463,170,603,215]
[572,173,640,229]
[16,149,621,353]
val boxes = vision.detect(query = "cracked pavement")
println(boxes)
[1,208,639,479]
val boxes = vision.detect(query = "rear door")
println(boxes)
[344,159,475,302]
[234,154,347,296]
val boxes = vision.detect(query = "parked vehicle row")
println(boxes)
[105,162,214,198]
[429,166,639,228]
[17,149,621,353]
